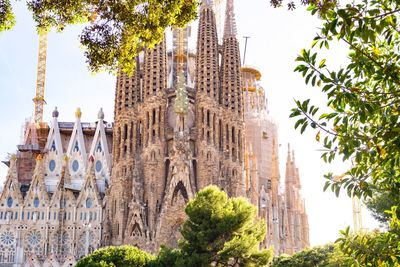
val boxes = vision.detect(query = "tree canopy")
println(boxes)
[291,0,400,264]
[271,244,351,267]
[178,185,272,267]
[76,245,155,267]
[337,213,400,266]
[1,0,197,74]
[291,0,400,200]
[365,190,400,225]
[76,186,272,267]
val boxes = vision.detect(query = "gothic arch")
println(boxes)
[171,181,189,205]
[130,223,142,238]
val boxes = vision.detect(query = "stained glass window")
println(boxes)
[96,142,102,152]
[74,141,79,152]
[72,160,79,172]
[86,198,93,209]
[0,230,15,245]
[51,230,70,262]
[51,141,56,151]
[25,230,43,256]
[6,197,13,208]
[95,161,102,172]
[77,231,95,258]
[0,229,16,263]
[34,197,40,208]
[49,160,56,172]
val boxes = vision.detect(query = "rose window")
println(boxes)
[0,230,16,264]
[0,231,15,246]
[51,230,71,258]
[77,231,95,258]
[25,230,43,256]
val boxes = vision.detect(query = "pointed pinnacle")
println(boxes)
[224,0,237,38]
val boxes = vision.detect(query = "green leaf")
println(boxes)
[319,59,326,68]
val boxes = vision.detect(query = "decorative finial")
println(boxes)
[89,155,94,162]
[75,107,82,119]
[36,154,43,161]
[10,154,17,161]
[287,143,291,161]
[52,107,59,118]
[63,154,69,162]
[98,108,105,120]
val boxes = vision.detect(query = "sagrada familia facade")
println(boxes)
[0,0,309,266]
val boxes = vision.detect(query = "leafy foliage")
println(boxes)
[75,245,155,267]
[271,244,351,267]
[337,209,400,266]
[2,0,198,74]
[291,0,400,200]
[270,0,336,13]
[0,0,15,32]
[292,1,400,264]
[28,0,198,74]
[365,190,400,224]
[178,186,272,267]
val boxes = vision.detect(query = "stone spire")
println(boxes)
[143,38,167,100]
[220,0,242,112]
[196,0,219,100]
[114,57,141,119]
[223,0,237,39]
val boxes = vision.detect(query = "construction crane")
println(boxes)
[18,32,48,153]
[33,32,48,126]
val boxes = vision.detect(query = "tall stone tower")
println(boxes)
[104,0,246,251]
[284,146,310,253]
[218,0,245,196]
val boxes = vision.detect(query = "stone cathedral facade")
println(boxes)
[0,1,309,266]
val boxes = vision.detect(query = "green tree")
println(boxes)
[76,245,155,267]
[1,0,197,74]
[178,186,272,267]
[291,0,400,265]
[365,190,400,225]
[337,210,400,266]
[271,244,351,267]
[0,0,15,31]
[291,0,400,200]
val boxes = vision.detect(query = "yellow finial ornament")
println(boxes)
[36,154,43,161]
[75,107,82,119]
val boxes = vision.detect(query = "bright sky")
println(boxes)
[0,0,379,247]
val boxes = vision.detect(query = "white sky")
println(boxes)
[0,0,379,247]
